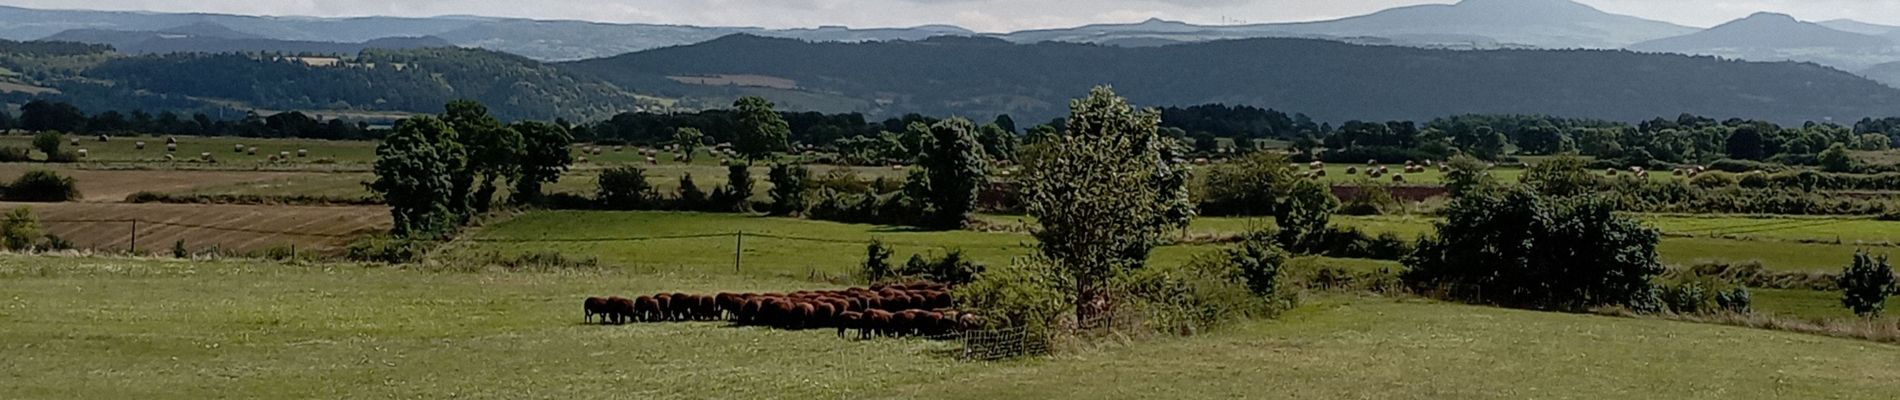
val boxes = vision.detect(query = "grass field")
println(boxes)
[3,255,1895,399]
[0,135,378,165]
[0,164,331,202]
[0,201,388,255]
[1752,289,1900,322]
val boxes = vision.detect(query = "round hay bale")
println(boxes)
[297,149,308,157]
[166,136,178,144]
[135,141,146,150]
[166,143,178,152]
[97,135,109,142]
[247,147,258,155]
[1392,174,1405,183]
[1345,166,1359,175]
[76,148,88,158]
[235,144,246,153]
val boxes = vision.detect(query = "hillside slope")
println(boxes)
[1631,13,1900,70]
[569,35,1900,124]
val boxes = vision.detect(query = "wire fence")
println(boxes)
[35,218,365,255]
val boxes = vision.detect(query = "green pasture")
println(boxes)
[0,134,377,165]
[3,255,1894,399]
[1752,289,1900,322]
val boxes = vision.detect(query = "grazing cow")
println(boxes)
[893,310,920,337]
[838,311,864,339]
[584,297,610,324]
[864,310,895,339]
[768,298,796,328]
[715,293,742,320]
[605,297,635,325]
[916,311,946,336]
[636,296,662,322]
[813,302,838,328]
[795,303,817,329]
[654,294,673,321]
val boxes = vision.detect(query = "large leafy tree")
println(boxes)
[18,100,84,133]
[438,101,500,217]
[445,101,525,213]
[1023,86,1195,321]
[509,121,573,205]
[1519,155,1599,198]
[920,117,988,229]
[370,116,463,238]
[733,96,790,164]
[1726,125,1766,161]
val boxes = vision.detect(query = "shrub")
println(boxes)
[0,207,40,251]
[345,235,432,264]
[674,173,708,210]
[0,146,30,162]
[718,165,754,212]
[1227,231,1291,298]
[899,249,986,286]
[46,150,79,163]
[1839,250,1898,318]
[1661,280,1711,314]
[39,234,71,251]
[1716,287,1752,314]
[1121,252,1266,335]
[172,240,188,258]
[1195,152,1296,216]
[1689,171,1738,188]
[595,165,657,210]
[861,239,894,284]
[30,132,59,157]
[3,170,79,202]
[956,258,1070,331]
[1403,187,1664,311]
[1707,159,1779,173]
[765,163,811,216]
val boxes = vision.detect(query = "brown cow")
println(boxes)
[583,297,609,324]
[863,310,894,339]
[654,294,673,321]
[635,296,662,322]
[893,310,920,336]
[837,311,864,338]
[605,297,635,325]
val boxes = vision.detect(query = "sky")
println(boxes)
[5,0,1900,32]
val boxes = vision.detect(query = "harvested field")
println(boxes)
[0,201,388,255]
[0,164,323,202]
[0,135,378,165]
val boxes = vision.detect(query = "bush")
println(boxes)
[345,235,433,264]
[1707,159,1780,173]
[595,165,657,210]
[172,239,188,258]
[1121,252,1267,335]
[1716,287,1752,314]
[1403,187,1664,311]
[30,132,59,157]
[39,234,72,251]
[0,207,40,251]
[1661,280,1712,314]
[766,163,811,216]
[899,249,986,286]
[3,170,79,202]
[955,259,1070,331]
[674,174,708,210]
[1689,171,1738,188]
[1839,250,1898,318]
[0,146,30,162]
[1228,231,1291,299]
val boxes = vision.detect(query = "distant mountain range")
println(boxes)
[568,35,1900,124]
[1631,13,1900,71]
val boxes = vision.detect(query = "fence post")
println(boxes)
[128,219,138,255]
[734,230,744,273]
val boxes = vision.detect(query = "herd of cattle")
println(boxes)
[582,281,984,339]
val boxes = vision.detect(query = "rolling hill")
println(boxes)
[567,34,1900,125]
[1004,0,1693,49]
[45,25,453,55]
[1630,13,1900,70]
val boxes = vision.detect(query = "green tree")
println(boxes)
[1519,155,1599,197]
[596,165,656,210]
[18,100,84,133]
[674,127,705,162]
[766,163,811,216]
[1275,179,1338,252]
[441,101,510,216]
[508,121,574,205]
[722,165,755,212]
[1196,151,1298,216]
[0,206,40,251]
[1839,250,1897,318]
[369,116,462,238]
[30,132,60,158]
[1403,187,1664,310]
[1228,231,1291,298]
[675,173,707,210]
[920,117,988,229]
[992,114,1017,135]
[1819,143,1856,173]
[862,239,894,284]
[1726,125,1765,160]
[1023,86,1195,321]
[976,123,1017,162]
[732,96,790,164]
[1444,155,1497,197]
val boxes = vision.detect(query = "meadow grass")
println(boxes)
[4,255,1896,399]
[1752,288,1900,322]
[1,135,378,165]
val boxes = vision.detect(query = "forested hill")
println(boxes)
[568,35,1900,124]
[55,47,651,121]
